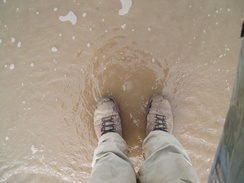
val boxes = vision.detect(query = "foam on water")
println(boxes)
[51,47,58,52]
[121,24,126,29]
[59,11,77,25]
[9,64,15,70]
[119,0,132,15]
[11,37,15,43]
[17,41,21,47]
[31,145,38,154]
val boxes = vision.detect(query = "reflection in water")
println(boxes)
[0,0,243,182]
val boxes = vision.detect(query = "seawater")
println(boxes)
[0,0,243,182]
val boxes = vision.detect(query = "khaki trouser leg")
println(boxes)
[88,132,137,183]
[138,131,200,183]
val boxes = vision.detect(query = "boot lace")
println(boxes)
[153,114,168,132]
[101,115,116,135]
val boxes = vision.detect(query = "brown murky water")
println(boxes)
[0,0,243,182]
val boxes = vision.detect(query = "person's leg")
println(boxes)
[88,97,137,183]
[138,94,200,183]
[89,132,136,183]
[138,131,200,183]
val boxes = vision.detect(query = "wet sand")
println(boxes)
[0,0,244,182]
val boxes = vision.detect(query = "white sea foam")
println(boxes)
[17,41,21,47]
[121,24,126,29]
[31,145,38,154]
[82,12,87,17]
[59,11,77,25]
[10,64,15,70]
[11,37,16,43]
[51,47,58,52]
[119,0,132,15]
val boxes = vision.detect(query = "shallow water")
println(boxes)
[0,0,243,182]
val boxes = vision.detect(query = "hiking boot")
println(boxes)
[94,97,122,139]
[146,94,173,135]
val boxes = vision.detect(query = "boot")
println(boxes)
[94,97,122,139]
[146,94,173,135]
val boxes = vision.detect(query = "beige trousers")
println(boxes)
[88,131,200,183]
